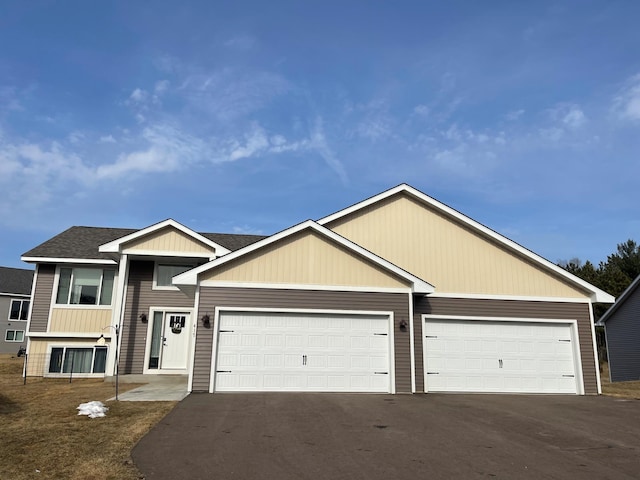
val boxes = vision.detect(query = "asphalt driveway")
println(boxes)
[133,393,640,479]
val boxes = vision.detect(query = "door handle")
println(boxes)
[302,354,307,366]
[498,359,503,368]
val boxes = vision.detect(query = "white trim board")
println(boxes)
[21,257,117,265]
[199,281,412,294]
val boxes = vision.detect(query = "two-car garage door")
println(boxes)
[424,319,580,394]
[214,311,392,393]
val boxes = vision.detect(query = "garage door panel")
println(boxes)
[214,312,391,393]
[425,319,578,394]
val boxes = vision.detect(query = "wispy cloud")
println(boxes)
[612,73,640,121]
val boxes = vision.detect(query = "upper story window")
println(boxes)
[9,299,30,320]
[56,267,115,306]
[154,264,192,289]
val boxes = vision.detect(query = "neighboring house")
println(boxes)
[21,184,614,395]
[597,274,640,382]
[0,266,34,355]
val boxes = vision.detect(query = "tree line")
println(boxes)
[558,239,640,319]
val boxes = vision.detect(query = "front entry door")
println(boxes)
[148,312,191,371]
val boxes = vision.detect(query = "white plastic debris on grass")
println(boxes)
[77,401,109,419]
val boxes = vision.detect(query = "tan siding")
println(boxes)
[194,287,411,393]
[29,264,55,333]
[25,337,112,376]
[120,261,196,374]
[327,194,589,298]
[123,227,214,255]
[202,231,409,289]
[49,308,112,333]
[413,297,596,394]
[25,339,48,376]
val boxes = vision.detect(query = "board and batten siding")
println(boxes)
[49,308,112,333]
[28,264,55,333]
[123,227,214,255]
[413,297,597,394]
[605,286,640,382]
[201,230,410,289]
[326,193,590,299]
[194,287,411,393]
[120,260,196,374]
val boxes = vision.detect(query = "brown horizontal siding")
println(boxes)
[195,287,411,393]
[120,261,196,374]
[413,296,596,394]
[28,264,55,333]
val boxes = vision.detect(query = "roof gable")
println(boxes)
[174,220,434,294]
[99,219,230,257]
[598,274,640,324]
[319,184,614,303]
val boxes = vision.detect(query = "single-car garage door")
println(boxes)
[214,311,392,392]
[424,319,579,394]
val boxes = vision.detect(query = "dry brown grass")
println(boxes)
[600,362,640,399]
[0,354,176,480]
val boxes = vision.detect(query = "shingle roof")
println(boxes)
[0,266,34,295]
[22,226,267,261]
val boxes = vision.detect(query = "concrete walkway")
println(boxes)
[107,374,189,401]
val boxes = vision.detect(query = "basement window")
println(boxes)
[48,346,108,374]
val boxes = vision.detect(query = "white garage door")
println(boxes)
[424,319,579,394]
[214,311,392,392]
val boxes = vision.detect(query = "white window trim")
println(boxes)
[44,343,109,378]
[9,299,30,321]
[152,262,195,291]
[52,265,117,308]
[5,329,25,342]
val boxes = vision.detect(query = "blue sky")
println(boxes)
[1,1,639,269]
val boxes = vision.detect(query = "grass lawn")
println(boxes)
[601,362,640,399]
[0,354,176,480]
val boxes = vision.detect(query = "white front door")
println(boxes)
[214,311,392,392]
[147,311,191,371]
[424,319,579,394]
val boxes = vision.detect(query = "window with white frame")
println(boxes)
[5,330,25,342]
[9,299,29,320]
[154,264,192,288]
[48,346,107,374]
[55,267,115,305]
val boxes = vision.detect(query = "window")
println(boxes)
[48,346,107,374]
[155,264,192,288]
[56,268,115,305]
[5,330,25,342]
[9,299,29,320]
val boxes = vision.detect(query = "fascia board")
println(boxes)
[173,219,435,293]
[318,183,614,303]
[20,256,117,265]
[98,218,231,256]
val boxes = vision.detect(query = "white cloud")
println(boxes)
[99,134,116,144]
[96,124,205,179]
[505,109,525,121]
[128,88,148,104]
[562,106,586,129]
[413,104,430,116]
[612,73,640,121]
[68,131,84,144]
[155,80,170,94]
[309,117,348,184]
